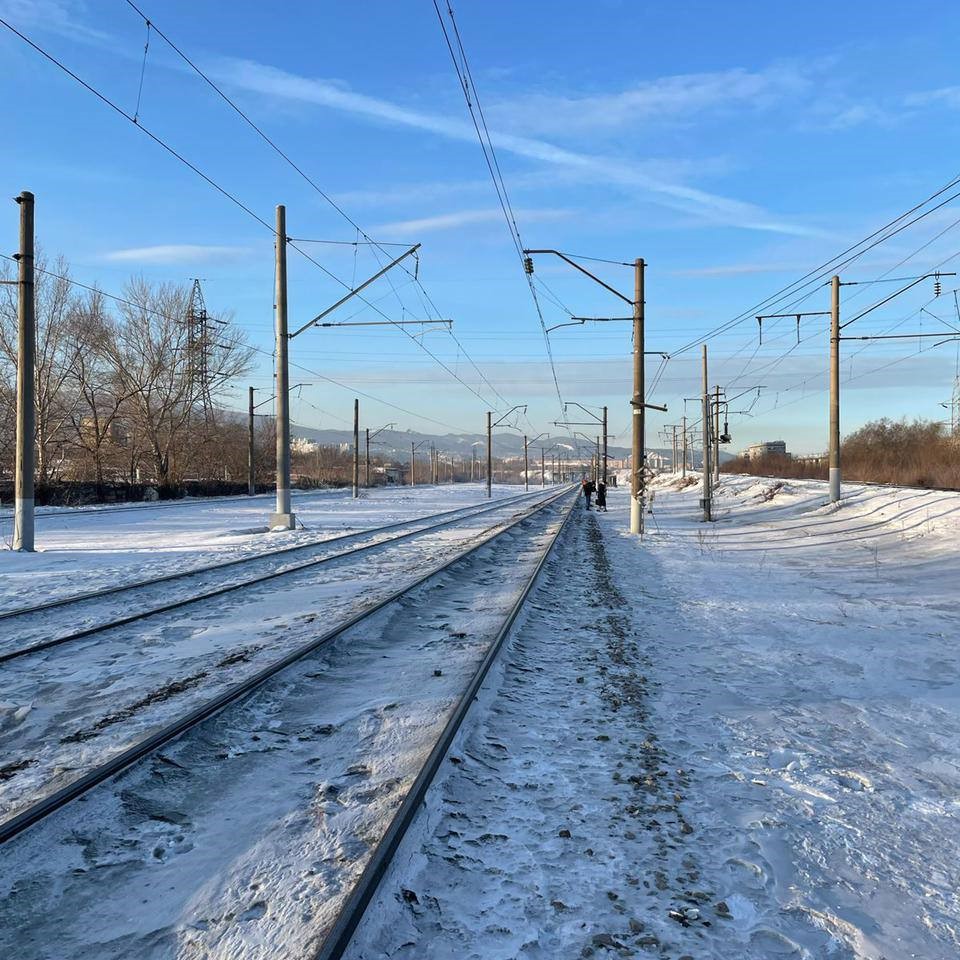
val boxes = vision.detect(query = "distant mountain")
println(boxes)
[290,423,632,461]
[290,423,736,465]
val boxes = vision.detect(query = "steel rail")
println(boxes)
[0,486,576,845]
[0,490,558,664]
[313,490,578,960]
[0,487,552,623]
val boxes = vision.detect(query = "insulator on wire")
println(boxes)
[523,256,534,275]
[934,279,942,297]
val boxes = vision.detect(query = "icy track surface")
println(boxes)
[0,484,528,610]
[0,486,570,959]
[350,476,960,960]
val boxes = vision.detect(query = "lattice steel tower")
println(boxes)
[186,278,213,420]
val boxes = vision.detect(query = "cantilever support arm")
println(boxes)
[290,243,421,338]
[492,404,527,427]
[523,249,633,305]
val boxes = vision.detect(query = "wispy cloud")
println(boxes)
[102,244,254,265]
[904,86,960,109]
[212,58,824,238]
[369,208,570,236]
[0,0,111,43]
[487,65,810,136]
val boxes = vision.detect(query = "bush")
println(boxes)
[721,418,959,488]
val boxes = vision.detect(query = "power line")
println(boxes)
[0,255,491,437]
[1,11,516,420]
[432,0,566,418]
[121,0,518,417]
[0,14,274,231]
[670,174,960,359]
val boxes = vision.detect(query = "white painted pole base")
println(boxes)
[630,496,642,535]
[829,467,841,503]
[13,496,34,552]
[270,486,295,530]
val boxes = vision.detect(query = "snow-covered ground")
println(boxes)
[0,485,559,825]
[3,475,958,959]
[0,489,571,960]
[350,475,960,959]
[0,482,532,610]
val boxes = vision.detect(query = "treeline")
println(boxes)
[0,255,256,498]
[722,418,960,488]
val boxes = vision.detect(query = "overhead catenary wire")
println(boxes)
[669,174,960,360]
[0,11,518,422]
[120,0,521,420]
[432,0,566,420]
[0,254,494,438]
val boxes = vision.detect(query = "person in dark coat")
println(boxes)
[596,480,607,512]
[582,477,596,509]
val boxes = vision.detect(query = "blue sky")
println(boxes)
[3,0,960,456]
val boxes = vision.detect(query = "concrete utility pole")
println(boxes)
[486,411,492,498]
[681,416,688,479]
[247,386,256,496]
[671,425,678,474]
[271,204,295,530]
[524,248,657,532]
[410,441,416,487]
[364,428,370,488]
[523,435,529,491]
[631,258,645,535]
[13,191,35,551]
[602,405,608,484]
[829,274,841,503]
[595,436,601,484]
[540,448,545,487]
[713,385,721,484]
[701,345,712,522]
[352,398,359,498]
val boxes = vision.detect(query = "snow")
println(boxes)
[349,475,960,959]
[0,485,559,826]
[0,485,570,959]
[0,482,531,610]
[2,475,959,959]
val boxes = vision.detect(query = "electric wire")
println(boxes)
[0,255,490,437]
[670,174,960,359]
[1,11,514,423]
[121,0,521,420]
[432,0,566,419]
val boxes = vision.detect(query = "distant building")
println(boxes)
[292,437,318,454]
[375,464,407,485]
[744,440,788,460]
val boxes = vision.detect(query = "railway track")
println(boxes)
[0,486,576,851]
[0,486,559,662]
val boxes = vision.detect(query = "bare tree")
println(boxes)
[63,288,135,491]
[103,279,254,489]
[0,255,83,483]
